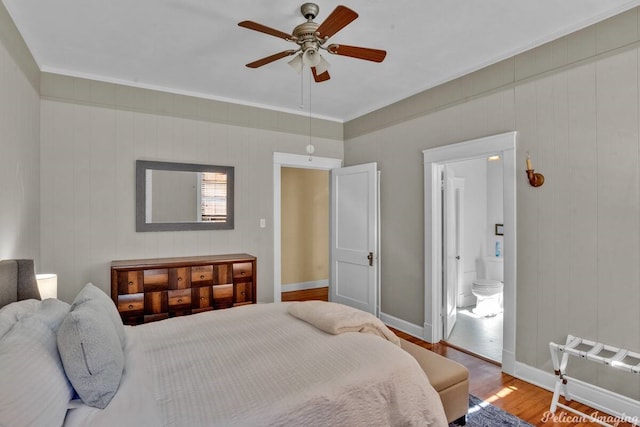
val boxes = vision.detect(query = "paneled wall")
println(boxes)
[39,76,343,304]
[0,1,40,261]
[344,7,640,398]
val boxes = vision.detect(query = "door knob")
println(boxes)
[455,256,460,260]
[367,252,374,266]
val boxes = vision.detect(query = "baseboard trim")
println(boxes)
[281,280,328,292]
[380,312,424,339]
[514,361,640,422]
[501,349,516,376]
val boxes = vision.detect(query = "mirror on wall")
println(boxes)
[136,160,234,231]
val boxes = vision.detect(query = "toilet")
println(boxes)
[472,257,503,317]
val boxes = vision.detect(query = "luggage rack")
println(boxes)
[549,335,640,426]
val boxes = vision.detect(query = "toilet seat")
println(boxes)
[471,279,502,296]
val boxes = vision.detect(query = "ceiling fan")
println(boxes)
[238,3,386,82]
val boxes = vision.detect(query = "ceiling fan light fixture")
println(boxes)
[302,49,321,67]
[288,53,303,72]
[315,54,330,74]
[240,4,385,83]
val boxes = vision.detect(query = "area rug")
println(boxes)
[450,394,533,426]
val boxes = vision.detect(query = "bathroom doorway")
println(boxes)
[442,157,504,363]
[423,131,517,374]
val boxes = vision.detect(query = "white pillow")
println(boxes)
[0,310,74,427]
[57,300,124,409]
[0,299,41,338]
[18,298,70,332]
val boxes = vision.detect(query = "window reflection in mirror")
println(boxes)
[136,160,234,231]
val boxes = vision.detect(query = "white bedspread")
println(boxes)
[65,303,447,427]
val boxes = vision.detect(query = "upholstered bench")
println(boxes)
[400,338,469,425]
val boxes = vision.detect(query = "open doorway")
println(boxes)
[423,132,517,375]
[443,157,504,363]
[280,167,330,301]
[273,153,342,303]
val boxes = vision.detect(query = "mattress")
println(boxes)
[64,302,447,426]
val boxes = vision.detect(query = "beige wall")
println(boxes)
[0,2,40,262]
[39,75,343,304]
[281,167,329,285]
[344,7,640,399]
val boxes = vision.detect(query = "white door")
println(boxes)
[443,167,464,338]
[330,163,378,316]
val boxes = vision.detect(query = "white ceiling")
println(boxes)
[4,0,640,122]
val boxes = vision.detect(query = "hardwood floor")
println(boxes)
[281,286,328,302]
[282,289,634,426]
[395,329,635,427]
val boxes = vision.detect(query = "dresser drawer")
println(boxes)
[191,265,213,286]
[118,271,143,294]
[144,291,168,315]
[212,284,233,309]
[214,264,233,285]
[192,287,212,309]
[144,269,169,291]
[168,289,191,309]
[118,293,144,314]
[170,267,190,289]
[233,262,253,279]
[234,282,252,305]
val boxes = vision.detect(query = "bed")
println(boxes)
[0,259,448,427]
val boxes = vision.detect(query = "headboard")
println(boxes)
[0,259,41,308]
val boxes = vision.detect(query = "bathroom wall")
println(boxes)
[487,157,504,257]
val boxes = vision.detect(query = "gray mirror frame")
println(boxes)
[136,160,234,232]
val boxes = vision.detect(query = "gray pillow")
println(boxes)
[57,301,124,409]
[72,282,126,348]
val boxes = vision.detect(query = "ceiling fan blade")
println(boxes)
[327,44,386,63]
[246,50,297,68]
[311,67,330,82]
[315,5,358,40]
[238,20,292,41]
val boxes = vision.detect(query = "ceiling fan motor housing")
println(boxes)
[300,3,319,20]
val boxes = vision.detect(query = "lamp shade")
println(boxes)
[36,273,57,299]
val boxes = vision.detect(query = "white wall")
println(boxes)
[38,76,343,304]
[0,2,40,262]
[345,7,640,400]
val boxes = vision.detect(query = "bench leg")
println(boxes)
[451,415,466,425]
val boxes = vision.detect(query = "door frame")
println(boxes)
[443,171,464,339]
[423,131,517,375]
[273,153,342,303]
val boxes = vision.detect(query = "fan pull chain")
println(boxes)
[308,72,312,161]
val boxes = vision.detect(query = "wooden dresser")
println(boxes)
[111,254,256,325]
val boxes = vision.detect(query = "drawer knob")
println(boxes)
[128,281,134,286]
[178,298,183,303]
[128,304,134,310]
[200,275,205,280]
[178,277,182,282]
[240,291,245,296]
[201,297,205,301]
[241,272,245,275]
